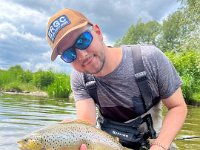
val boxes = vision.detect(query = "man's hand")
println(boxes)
[80,144,87,150]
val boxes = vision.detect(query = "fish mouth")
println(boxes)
[17,141,27,150]
[17,140,44,150]
[17,142,26,150]
[17,140,28,150]
[17,140,22,146]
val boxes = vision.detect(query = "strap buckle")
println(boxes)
[135,71,147,82]
[85,80,96,90]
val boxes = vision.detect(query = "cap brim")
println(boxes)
[51,48,58,61]
[50,21,91,61]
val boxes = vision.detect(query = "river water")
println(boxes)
[0,94,199,150]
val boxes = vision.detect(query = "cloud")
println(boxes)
[0,0,181,73]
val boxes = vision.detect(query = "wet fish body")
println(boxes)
[18,120,130,150]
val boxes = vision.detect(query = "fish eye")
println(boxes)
[24,138,28,142]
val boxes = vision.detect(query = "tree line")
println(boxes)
[115,0,200,52]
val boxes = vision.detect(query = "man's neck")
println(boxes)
[94,47,122,77]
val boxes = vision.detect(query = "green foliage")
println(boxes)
[115,20,161,47]
[47,74,72,98]
[192,93,200,102]
[185,0,200,23]
[166,50,200,78]
[165,50,200,102]
[0,65,72,98]
[181,74,195,101]
[33,70,55,89]
[161,0,200,51]
[160,10,186,50]
[180,0,200,51]
[0,66,38,92]
[8,65,24,76]
[17,71,33,83]
[0,69,17,85]
[4,82,23,92]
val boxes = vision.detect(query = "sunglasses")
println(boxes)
[60,30,93,63]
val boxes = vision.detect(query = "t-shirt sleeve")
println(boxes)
[70,70,91,101]
[143,45,182,99]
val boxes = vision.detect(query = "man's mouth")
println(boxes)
[82,55,94,66]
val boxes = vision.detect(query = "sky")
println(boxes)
[0,0,181,74]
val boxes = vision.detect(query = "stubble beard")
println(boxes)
[85,54,105,75]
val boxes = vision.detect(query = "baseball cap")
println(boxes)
[46,8,93,61]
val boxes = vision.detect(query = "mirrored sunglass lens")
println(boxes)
[61,48,76,63]
[75,31,93,50]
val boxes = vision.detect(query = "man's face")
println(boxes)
[58,25,106,75]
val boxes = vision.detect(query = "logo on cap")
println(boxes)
[48,15,70,43]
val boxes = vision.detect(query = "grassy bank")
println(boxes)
[0,66,71,98]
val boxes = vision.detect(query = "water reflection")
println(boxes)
[0,94,199,150]
[175,105,200,149]
[0,94,76,150]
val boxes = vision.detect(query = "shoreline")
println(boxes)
[1,91,48,97]
[1,91,199,106]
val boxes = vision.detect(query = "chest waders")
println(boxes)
[84,45,160,150]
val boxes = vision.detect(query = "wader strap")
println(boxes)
[131,45,155,111]
[83,73,100,107]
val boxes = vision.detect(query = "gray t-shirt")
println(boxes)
[70,45,182,132]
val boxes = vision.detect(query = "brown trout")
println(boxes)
[17,120,131,150]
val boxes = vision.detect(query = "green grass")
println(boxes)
[0,66,71,98]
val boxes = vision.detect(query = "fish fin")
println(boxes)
[60,119,93,126]
[74,119,94,126]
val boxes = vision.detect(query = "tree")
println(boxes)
[8,65,24,76]
[159,10,186,51]
[180,0,200,51]
[115,20,161,47]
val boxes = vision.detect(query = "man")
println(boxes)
[46,8,187,150]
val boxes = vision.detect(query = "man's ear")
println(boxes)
[92,24,103,41]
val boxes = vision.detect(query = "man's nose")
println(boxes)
[76,49,88,61]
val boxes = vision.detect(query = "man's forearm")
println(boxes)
[152,104,187,149]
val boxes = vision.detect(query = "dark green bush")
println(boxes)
[17,71,33,83]
[33,71,55,89]
[165,50,200,102]
[4,82,23,92]
[47,74,71,98]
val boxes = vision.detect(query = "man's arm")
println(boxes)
[75,98,97,126]
[76,99,96,150]
[150,87,187,150]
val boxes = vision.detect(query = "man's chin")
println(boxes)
[83,59,105,75]
[85,67,103,75]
